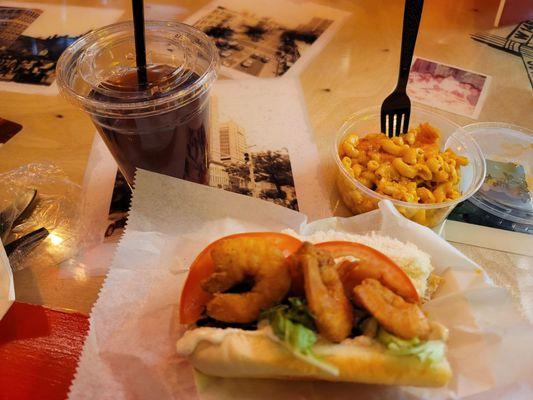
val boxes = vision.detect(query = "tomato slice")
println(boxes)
[315,241,419,303]
[179,232,302,324]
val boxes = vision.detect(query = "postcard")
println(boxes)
[185,0,349,79]
[0,1,123,95]
[407,57,492,119]
[208,78,328,218]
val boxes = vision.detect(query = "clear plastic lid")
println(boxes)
[56,21,219,118]
[464,122,533,225]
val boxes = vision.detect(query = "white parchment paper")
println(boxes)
[69,170,533,400]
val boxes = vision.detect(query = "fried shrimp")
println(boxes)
[201,237,291,323]
[353,279,430,340]
[297,242,353,343]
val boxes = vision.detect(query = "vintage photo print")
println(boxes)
[208,78,328,218]
[208,102,298,211]
[0,117,22,146]
[407,57,492,119]
[0,1,122,95]
[186,0,349,79]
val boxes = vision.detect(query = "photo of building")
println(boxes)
[0,3,122,92]
[0,6,42,47]
[0,5,81,86]
[208,160,230,189]
[194,5,333,78]
[207,99,299,210]
[219,120,247,163]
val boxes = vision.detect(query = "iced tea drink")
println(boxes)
[57,21,219,186]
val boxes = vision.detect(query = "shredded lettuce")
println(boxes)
[377,328,445,364]
[261,298,339,376]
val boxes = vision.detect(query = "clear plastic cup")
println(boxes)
[334,106,486,227]
[56,21,219,186]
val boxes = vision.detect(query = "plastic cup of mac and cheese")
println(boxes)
[333,105,486,228]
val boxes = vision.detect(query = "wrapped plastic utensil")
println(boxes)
[0,163,83,271]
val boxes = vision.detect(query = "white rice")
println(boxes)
[283,229,433,298]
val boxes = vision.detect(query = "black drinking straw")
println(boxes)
[132,0,148,86]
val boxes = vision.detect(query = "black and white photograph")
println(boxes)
[0,1,122,94]
[186,0,349,79]
[0,11,80,86]
[208,78,328,219]
[207,110,299,210]
[407,57,492,118]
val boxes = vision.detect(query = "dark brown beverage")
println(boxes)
[90,65,209,185]
[57,21,219,187]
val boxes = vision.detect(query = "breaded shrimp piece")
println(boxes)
[353,278,430,339]
[298,242,353,343]
[201,237,291,323]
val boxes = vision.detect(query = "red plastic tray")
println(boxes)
[0,302,89,400]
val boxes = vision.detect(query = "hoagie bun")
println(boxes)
[177,326,451,386]
[177,231,451,387]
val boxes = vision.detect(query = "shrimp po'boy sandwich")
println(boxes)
[176,232,451,387]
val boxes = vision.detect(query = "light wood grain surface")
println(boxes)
[0,0,531,315]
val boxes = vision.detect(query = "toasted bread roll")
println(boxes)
[177,328,452,387]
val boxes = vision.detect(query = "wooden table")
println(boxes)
[0,0,531,317]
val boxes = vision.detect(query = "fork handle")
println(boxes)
[396,0,424,92]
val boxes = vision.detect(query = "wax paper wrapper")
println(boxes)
[69,170,533,400]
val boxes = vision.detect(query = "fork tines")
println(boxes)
[381,108,410,138]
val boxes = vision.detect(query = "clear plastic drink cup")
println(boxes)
[57,21,219,186]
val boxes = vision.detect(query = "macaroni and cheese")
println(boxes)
[338,123,469,207]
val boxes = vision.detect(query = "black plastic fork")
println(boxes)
[381,0,424,137]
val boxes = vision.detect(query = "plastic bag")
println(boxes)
[0,163,83,271]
